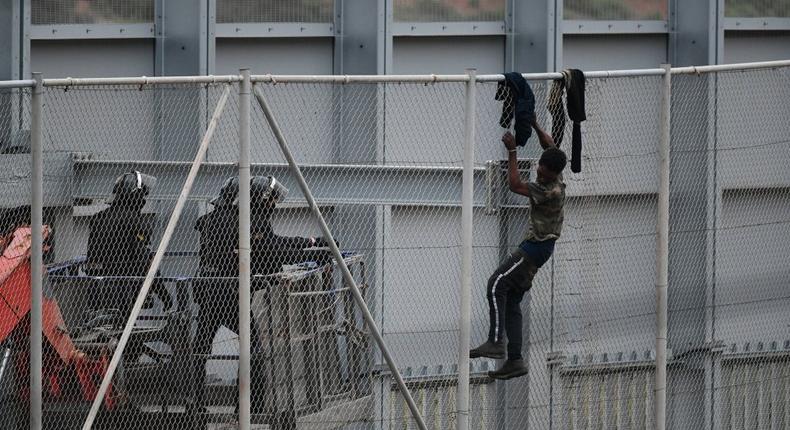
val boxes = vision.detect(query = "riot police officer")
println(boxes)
[191,175,332,413]
[85,171,172,313]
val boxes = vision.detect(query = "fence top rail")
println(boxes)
[21,58,790,87]
[41,75,242,87]
[671,59,790,74]
[249,69,667,83]
[0,79,35,89]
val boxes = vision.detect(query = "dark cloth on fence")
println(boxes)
[562,69,586,173]
[496,72,536,147]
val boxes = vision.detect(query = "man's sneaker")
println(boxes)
[469,341,505,359]
[488,359,528,380]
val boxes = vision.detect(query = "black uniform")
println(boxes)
[191,204,314,411]
[85,201,171,313]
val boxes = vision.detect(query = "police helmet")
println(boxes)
[108,171,156,204]
[210,175,289,207]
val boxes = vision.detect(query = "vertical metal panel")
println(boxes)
[723,32,790,64]
[214,38,334,75]
[30,40,155,78]
[509,0,560,73]
[392,36,505,74]
[669,0,723,66]
[562,34,667,69]
[162,0,210,76]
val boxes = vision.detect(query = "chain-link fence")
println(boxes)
[0,85,33,429]
[1,61,789,429]
[666,65,790,430]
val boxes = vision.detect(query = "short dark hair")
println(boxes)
[539,147,567,174]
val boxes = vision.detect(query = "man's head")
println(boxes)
[536,147,567,183]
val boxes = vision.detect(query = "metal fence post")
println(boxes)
[655,63,672,430]
[253,85,429,430]
[238,68,252,430]
[82,84,233,430]
[457,68,476,430]
[30,72,44,430]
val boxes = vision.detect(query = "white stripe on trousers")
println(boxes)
[491,257,524,342]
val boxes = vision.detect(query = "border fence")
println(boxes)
[0,59,788,429]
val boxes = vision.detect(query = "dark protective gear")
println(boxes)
[107,171,157,207]
[313,236,339,249]
[85,172,171,311]
[190,278,266,413]
[199,175,312,277]
[191,175,331,411]
[210,175,289,208]
[195,206,315,278]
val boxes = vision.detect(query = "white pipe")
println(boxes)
[30,72,44,430]
[252,85,429,430]
[654,63,672,430]
[43,75,242,87]
[81,84,233,430]
[672,58,790,74]
[0,79,35,88]
[456,68,476,430]
[27,58,790,89]
[238,69,252,430]
[251,74,471,83]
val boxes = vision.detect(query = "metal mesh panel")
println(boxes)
[39,82,243,429]
[726,0,790,17]
[11,62,790,428]
[564,0,667,20]
[0,86,32,429]
[394,0,506,22]
[32,0,154,25]
[217,0,334,23]
[249,80,467,428]
[473,74,661,428]
[666,66,790,429]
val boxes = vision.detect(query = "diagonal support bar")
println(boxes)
[253,84,428,430]
[81,84,233,430]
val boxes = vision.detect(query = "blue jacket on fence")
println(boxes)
[496,71,536,147]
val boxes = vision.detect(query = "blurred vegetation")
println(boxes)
[32,0,154,25]
[217,0,334,23]
[31,0,790,26]
[394,0,505,22]
[564,0,666,20]
[725,0,790,17]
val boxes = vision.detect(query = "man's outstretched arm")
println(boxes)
[502,132,531,197]
[531,117,557,150]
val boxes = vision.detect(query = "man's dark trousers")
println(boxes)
[486,240,554,360]
[191,278,265,411]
